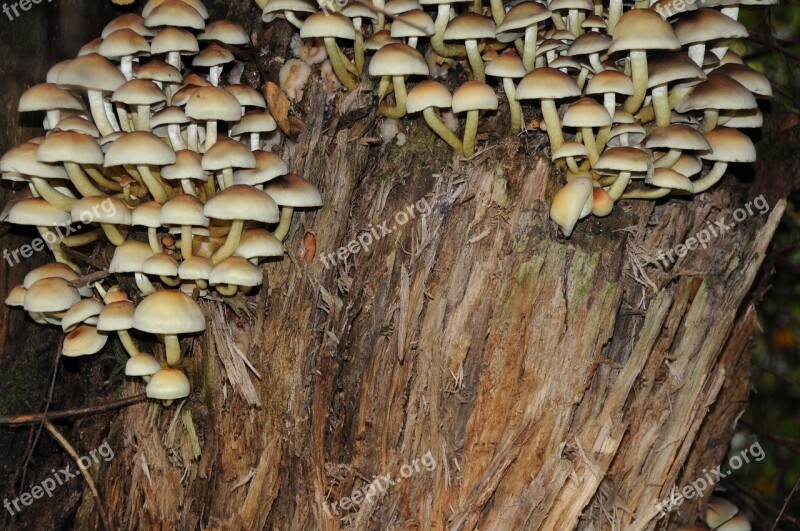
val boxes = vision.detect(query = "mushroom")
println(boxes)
[646,124,711,169]
[204,184,280,262]
[111,79,166,132]
[36,131,105,197]
[132,201,164,253]
[105,131,177,203]
[201,136,256,190]
[161,149,207,197]
[645,53,707,127]
[63,324,109,357]
[451,81,499,158]
[132,289,206,367]
[263,174,323,241]
[261,0,318,30]
[673,73,757,132]
[515,67,580,151]
[420,0,473,59]
[233,150,289,189]
[24,277,81,321]
[391,9,435,50]
[562,97,611,167]
[150,26,199,71]
[706,497,740,529]
[97,299,140,357]
[193,43,234,86]
[551,141,588,176]
[0,142,75,211]
[18,83,85,132]
[209,256,263,296]
[6,199,79,270]
[126,353,162,382]
[406,80,464,155]
[234,228,284,264]
[98,28,150,81]
[693,128,756,193]
[443,13,496,82]
[300,12,358,91]
[607,9,680,115]
[549,175,593,237]
[622,167,694,199]
[146,368,190,405]
[178,255,213,290]
[485,51,527,133]
[185,86,242,151]
[594,146,650,201]
[495,1,551,71]
[231,111,278,151]
[70,196,131,246]
[160,194,210,259]
[369,43,429,119]
[108,240,157,295]
[143,253,182,287]
[674,8,748,67]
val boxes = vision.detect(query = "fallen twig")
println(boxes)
[0,394,147,427]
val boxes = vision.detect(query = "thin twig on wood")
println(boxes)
[0,394,147,426]
[68,270,110,288]
[44,421,113,531]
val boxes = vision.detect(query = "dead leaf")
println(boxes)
[780,112,799,132]
[264,81,305,137]
[302,231,316,264]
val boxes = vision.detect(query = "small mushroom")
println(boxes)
[451,81,499,158]
[133,289,206,367]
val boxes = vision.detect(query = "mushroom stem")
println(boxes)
[691,162,727,193]
[215,283,239,297]
[502,78,522,134]
[323,37,358,91]
[160,275,181,287]
[422,108,464,155]
[136,165,169,203]
[60,229,101,247]
[285,11,305,29]
[430,5,468,58]
[117,330,139,357]
[701,109,719,133]
[85,167,123,192]
[274,206,295,241]
[221,168,235,189]
[87,90,116,137]
[168,124,186,150]
[205,120,218,151]
[489,0,505,24]
[136,105,151,131]
[652,85,671,128]
[187,123,199,151]
[148,227,162,253]
[581,127,600,167]
[36,227,80,271]
[687,43,704,67]
[622,50,648,114]
[64,162,104,197]
[521,25,538,71]
[621,187,670,199]
[654,149,681,169]
[181,225,193,259]
[211,219,244,263]
[209,65,222,87]
[164,334,182,367]
[607,171,631,201]
[30,177,76,211]
[134,272,156,295]
[462,109,480,158]
[540,99,564,151]
[354,28,365,75]
[100,223,126,245]
[464,40,485,82]
[378,76,408,119]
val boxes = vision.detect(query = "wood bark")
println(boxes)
[0,2,797,531]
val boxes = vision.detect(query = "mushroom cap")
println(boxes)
[151,26,199,55]
[7,198,72,227]
[496,1,551,33]
[485,51,527,79]
[133,289,206,334]
[594,146,650,173]
[143,253,180,276]
[201,137,257,171]
[151,106,190,128]
[57,53,127,93]
[204,184,280,223]
[132,201,163,228]
[37,131,104,165]
[145,0,206,30]
[109,240,155,273]
[548,56,581,73]
[231,111,278,136]
[146,368,191,399]
[161,149,207,181]
[233,150,288,186]
[1,142,68,180]
[452,81,498,113]
[645,124,710,151]
[54,116,101,137]
[444,13,496,41]
[300,12,356,40]
[674,74,757,113]
[592,185,614,217]
[5,285,27,307]
[551,141,589,161]
[97,300,136,332]
[198,20,249,45]
[581,14,606,30]
[365,30,401,51]
[99,28,150,58]
[263,173,323,208]
[646,168,694,192]
[608,9,680,54]
[343,0,381,18]
[391,10,435,38]
[185,86,242,122]
[605,123,647,147]
[714,63,772,97]
[193,43,235,68]
[23,262,79,288]
[720,108,763,128]
[234,228,284,259]
[675,8,748,46]
[516,67,581,100]
[568,31,611,57]
[671,154,703,177]
[368,43,429,77]
[700,128,756,163]
[647,53,707,89]
[384,0,421,15]
[105,131,177,167]
[71,196,132,225]
[209,256,263,287]
[63,324,108,357]
[24,277,81,313]
[137,60,183,83]
[61,298,104,332]
[550,176,593,237]
[18,83,85,113]
[706,497,740,529]
[226,85,268,109]
[585,70,634,96]
[406,80,452,113]
[126,353,163,376]
[549,0,592,10]
[161,194,209,226]
[261,0,318,20]
[102,13,156,38]
[143,0,209,18]
[112,79,166,106]
[179,256,213,280]
[715,513,751,531]
[562,97,612,128]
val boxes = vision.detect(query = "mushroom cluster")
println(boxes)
[256,0,772,236]
[2,0,322,403]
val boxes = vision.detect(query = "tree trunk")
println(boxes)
[1,2,798,531]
